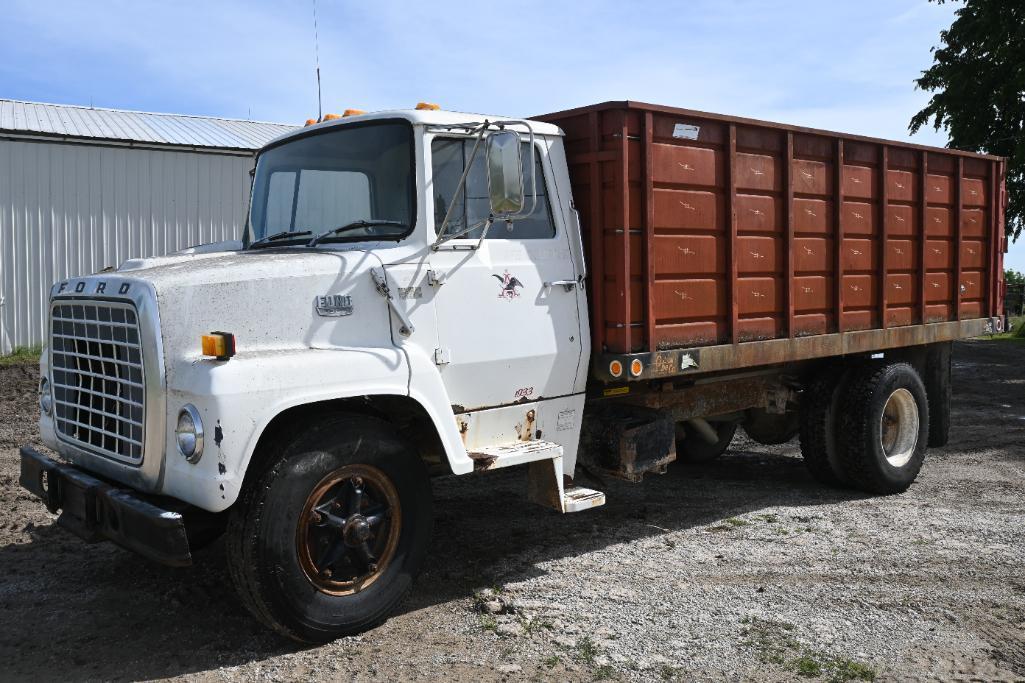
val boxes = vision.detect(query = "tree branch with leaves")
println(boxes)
[910,0,1025,240]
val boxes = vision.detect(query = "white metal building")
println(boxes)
[0,99,296,353]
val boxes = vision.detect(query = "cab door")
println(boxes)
[427,136,585,417]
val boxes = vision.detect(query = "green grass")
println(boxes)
[985,316,1025,342]
[576,636,599,665]
[794,654,823,677]
[479,614,497,633]
[708,517,752,532]
[0,345,41,366]
[740,617,876,682]
[828,658,877,682]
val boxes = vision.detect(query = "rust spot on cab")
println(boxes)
[516,410,536,442]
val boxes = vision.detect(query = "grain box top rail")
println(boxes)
[537,100,1005,163]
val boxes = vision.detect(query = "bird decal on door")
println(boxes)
[494,271,524,299]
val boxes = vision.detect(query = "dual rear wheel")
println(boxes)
[799,362,930,494]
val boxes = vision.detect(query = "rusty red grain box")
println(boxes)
[537,101,1007,355]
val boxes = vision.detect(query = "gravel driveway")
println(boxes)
[1,339,1023,682]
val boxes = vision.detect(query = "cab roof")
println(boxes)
[265,108,565,149]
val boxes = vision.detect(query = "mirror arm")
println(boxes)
[474,215,496,251]
[432,121,489,250]
[433,217,490,247]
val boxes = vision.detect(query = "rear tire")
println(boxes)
[226,415,432,643]
[676,421,736,463]
[798,367,852,487]
[838,362,929,495]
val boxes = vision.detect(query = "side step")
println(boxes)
[468,440,563,471]
[469,440,606,514]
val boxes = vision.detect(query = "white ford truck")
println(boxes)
[20,102,1005,642]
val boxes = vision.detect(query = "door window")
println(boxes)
[431,138,555,240]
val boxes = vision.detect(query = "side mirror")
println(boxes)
[485,130,524,216]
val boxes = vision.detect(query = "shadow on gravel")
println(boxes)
[0,445,865,681]
[408,446,871,612]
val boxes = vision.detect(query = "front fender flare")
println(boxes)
[161,346,471,512]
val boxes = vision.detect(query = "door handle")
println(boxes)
[544,279,578,292]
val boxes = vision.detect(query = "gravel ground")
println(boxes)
[1,339,1024,682]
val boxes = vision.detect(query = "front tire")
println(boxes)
[226,415,433,643]
[838,362,929,495]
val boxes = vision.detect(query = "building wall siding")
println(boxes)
[0,139,253,352]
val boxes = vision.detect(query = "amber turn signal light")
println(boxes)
[415,102,440,111]
[201,332,236,360]
[322,113,342,121]
[343,109,365,117]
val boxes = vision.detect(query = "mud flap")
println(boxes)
[579,404,676,482]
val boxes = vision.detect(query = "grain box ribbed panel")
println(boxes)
[0,139,253,351]
[539,101,1005,355]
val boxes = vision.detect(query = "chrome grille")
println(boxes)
[50,301,145,463]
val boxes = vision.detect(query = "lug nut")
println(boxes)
[321,568,333,578]
[368,563,378,573]
[310,511,322,523]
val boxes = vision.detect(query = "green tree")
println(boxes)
[910,0,1025,240]
[1007,269,1025,286]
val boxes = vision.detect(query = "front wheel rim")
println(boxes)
[296,464,402,596]
[879,388,919,468]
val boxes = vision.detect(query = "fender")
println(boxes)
[160,345,472,512]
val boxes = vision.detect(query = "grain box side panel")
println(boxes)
[646,111,730,349]
[539,101,1004,364]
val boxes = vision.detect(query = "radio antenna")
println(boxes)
[313,0,323,122]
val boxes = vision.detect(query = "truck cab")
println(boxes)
[23,107,603,642]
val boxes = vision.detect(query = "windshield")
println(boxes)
[247,120,415,245]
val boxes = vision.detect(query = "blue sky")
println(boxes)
[1,0,1021,269]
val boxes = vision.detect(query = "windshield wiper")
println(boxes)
[249,230,313,249]
[307,220,407,247]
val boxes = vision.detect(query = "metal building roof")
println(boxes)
[0,99,297,151]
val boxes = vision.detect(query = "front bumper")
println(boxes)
[19,446,192,567]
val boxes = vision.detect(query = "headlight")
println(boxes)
[175,404,204,463]
[39,377,52,415]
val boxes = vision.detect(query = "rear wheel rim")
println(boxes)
[879,388,919,468]
[296,464,401,596]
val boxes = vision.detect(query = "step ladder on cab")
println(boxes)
[467,440,605,513]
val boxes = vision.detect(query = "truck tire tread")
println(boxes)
[838,362,929,495]
[225,415,432,643]
[798,367,851,487]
